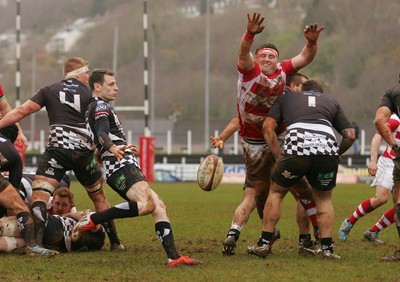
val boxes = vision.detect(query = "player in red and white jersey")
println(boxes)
[213,74,321,255]
[213,12,324,255]
[339,114,399,242]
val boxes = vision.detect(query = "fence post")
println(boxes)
[233,131,239,155]
[167,130,172,155]
[187,130,192,155]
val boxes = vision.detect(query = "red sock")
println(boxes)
[369,208,395,232]
[348,198,374,225]
[298,197,318,228]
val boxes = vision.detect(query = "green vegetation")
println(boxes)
[1,182,398,281]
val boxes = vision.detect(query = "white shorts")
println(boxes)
[371,156,394,191]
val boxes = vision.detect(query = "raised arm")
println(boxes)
[291,24,325,71]
[237,12,265,71]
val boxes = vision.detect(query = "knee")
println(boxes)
[372,195,388,206]
[84,178,104,194]
[140,193,156,215]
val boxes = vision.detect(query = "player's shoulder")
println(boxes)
[94,99,110,110]
[385,84,400,96]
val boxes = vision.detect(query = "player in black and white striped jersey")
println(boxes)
[0,189,105,253]
[0,57,124,251]
[248,80,355,260]
[79,69,201,267]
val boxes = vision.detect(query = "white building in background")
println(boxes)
[45,18,96,53]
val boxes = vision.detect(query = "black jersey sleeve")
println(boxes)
[0,139,23,188]
[378,86,400,115]
[30,86,47,107]
[95,119,115,150]
[93,101,114,150]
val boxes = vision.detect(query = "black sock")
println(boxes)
[299,234,312,247]
[261,231,273,244]
[30,201,48,246]
[155,221,179,260]
[299,233,311,240]
[101,220,121,245]
[320,238,334,252]
[91,201,139,224]
[227,228,241,241]
[17,211,36,247]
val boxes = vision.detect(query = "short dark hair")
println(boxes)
[89,69,115,91]
[0,124,19,143]
[301,80,324,93]
[286,73,309,87]
[255,43,280,56]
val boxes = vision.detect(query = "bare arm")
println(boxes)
[374,107,394,146]
[0,97,31,150]
[0,97,13,116]
[237,12,265,71]
[291,24,325,71]
[211,115,240,149]
[65,211,85,221]
[262,117,281,159]
[338,127,356,155]
[0,100,41,129]
[368,133,382,176]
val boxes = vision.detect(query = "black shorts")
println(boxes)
[272,154,339,191]
[36,148,102,186]
[107,164,146,200]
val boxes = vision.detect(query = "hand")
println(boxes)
[246,12,265,35]
[304,23,325,42]
[109,145,125,162]
[211,136,224,149]
[16,131,29,151]
[367,161,378,176]
[124,144,138,155]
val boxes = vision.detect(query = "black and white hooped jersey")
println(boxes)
[43,214,77,252]
[30,78,94,151]
[268,91,352,156]
[86,97,141,178]
[85,97,126,157]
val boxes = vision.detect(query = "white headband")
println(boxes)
[256,48,279,58]
[65,65,89,79]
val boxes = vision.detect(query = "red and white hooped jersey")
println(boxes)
[236,60,296,140]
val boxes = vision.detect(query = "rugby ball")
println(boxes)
[197,154,224,191]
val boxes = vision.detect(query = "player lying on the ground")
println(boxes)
[0,188,104,253]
